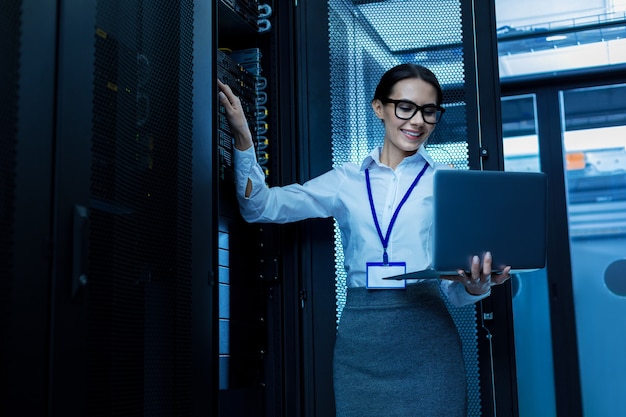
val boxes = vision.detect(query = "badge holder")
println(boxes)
[366,262,407,289]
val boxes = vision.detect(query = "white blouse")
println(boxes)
[234,145,489,307]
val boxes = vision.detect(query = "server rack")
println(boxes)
[216,2,307,416]
[3,1,212,416]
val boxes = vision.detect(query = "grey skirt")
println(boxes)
[333,281,467,417]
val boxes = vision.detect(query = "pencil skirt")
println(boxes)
[333,281,467,417]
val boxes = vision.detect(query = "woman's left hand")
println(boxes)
[441,251,513,295]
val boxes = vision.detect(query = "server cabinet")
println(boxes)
[3,0,214,416]
[216,2,305,416]
[52,1,201,414]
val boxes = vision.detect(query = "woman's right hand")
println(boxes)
[217,79,254,151]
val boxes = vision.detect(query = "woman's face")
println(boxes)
[372,77,438,159]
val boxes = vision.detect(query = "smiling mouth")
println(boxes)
[402,129,422,138]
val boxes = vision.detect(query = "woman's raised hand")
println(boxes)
[217,79,254,151]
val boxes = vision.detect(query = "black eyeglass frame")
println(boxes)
[380,98,446,124]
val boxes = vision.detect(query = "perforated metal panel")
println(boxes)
[328,1,481,415]
[87,0,194,414]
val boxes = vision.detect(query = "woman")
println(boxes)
[217,63,511,416]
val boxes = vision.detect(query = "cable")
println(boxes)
[479,300,498,417]
[470,0,484,170]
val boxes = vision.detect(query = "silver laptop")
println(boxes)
[385,169,547,280]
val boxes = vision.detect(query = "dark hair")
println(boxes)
[372,63,443,106]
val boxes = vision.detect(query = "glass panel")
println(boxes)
[560,84,626,416]
[498,23,626,78]
[501,94,557,417]
[494,1,626,78]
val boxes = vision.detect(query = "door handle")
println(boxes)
[72,205,89,297]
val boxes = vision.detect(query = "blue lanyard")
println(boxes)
[365,163,429,264]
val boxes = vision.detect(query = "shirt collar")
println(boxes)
[360,145,434,171]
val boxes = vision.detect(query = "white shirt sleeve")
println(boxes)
[234,146,342,223]
[234,146,267,205]
[440,279,491,307]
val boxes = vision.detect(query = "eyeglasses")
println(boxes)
[381,98,445,124]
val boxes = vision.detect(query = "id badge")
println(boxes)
[366,262,407,289]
